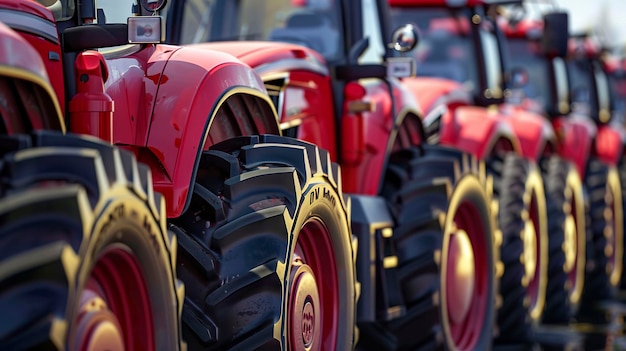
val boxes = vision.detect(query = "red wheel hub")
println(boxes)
[564,188,582,303]
[74,246,154,351]
[446,229,475,324]
[289,218,339,351]
[74,289,125,351]
[289,264,321,350]
[605,179,622,287]
[525,194,542,319]
[445,198,489,350]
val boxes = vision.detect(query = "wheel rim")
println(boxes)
[289,218,338,351]
[605,170,623,287]
[524,192,542,318]
[74,246,154,351]
[564,183,583,303]
[563,204,578,283]
[445,197,489,350]
[447,228,476,324]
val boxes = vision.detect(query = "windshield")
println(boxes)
[37,0,75,20]
[390,7,477,90]
[98,0,137,23]
[568,58,596,116]
[175,0,343,60]
[507,39,551,111]
[610,73,626,120]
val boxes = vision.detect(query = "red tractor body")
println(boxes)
[0,0,280,218]
[166,0,499,350]
[199,40,420,195]
[199,39,425,195]
[105,45,278,216]
[502,17,597,177]
[389,0,555,158]
[0,0,67,112]
[0,1,360,350]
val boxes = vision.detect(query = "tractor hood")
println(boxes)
[401,76,472,114]
[190,41,328,73]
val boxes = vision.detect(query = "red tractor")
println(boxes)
[563,34,626,348]
[0,0,359,350]
[387,0,590,348]
[166,0,498,350]
[0,11,184,350]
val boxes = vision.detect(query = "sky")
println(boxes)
[557,0,626,49]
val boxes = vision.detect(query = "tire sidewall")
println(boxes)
[67,191,180,351]
[286,179,356,350]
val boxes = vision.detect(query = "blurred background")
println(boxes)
[559,0,626,49]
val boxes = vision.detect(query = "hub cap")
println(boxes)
[522,217,538,284]
[447,228,475,324]
[563,212,577,274]
[289,263,321,351]
[74,289,125,351]
[443,194,489,350]
[74,246,154,351]
[289,218,340,351]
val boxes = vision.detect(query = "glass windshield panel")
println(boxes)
[390,7,477,92]
[360,0,384,64]
[37,0,75,21]
[178,0,216,43]
[568,58,597,116]
[610,73,626,116]
[507,39,551,111]
[178,0,343,61]
[97,0,136,23]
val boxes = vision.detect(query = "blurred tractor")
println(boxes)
[166,0,499,350]
[388,0,589,348]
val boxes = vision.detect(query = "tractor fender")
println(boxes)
[401,77,470,114]
[198,41,340,158]
[552,114,597,177]
[595,123,626,166]
[0,21,63,132]
[388,78,425,151]
[440,105,521,159]
[503,106,556,159]
[143,46,279,217]
[0,0,66,113]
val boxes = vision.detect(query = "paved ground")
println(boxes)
[530,300,626,351]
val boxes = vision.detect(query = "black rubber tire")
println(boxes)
[173,135,357,350]
[487,153,548,346]
[578,158,623,322]
[357,145,496,351]
[0,131,183,350]
[540,156,586,325]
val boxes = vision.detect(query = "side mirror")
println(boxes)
[391,24,419,53]
[508,66,529,89]
[541,12,569,58]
